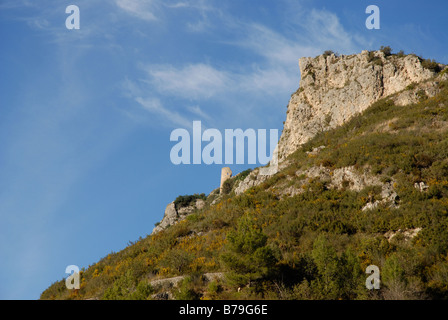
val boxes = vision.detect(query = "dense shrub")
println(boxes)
[323,50,335,58]
[422,59,442,73]
[174,193,206,209]
[173,276,202,300]
[221,214,277,286]
[221,179,233,195]
[380,46,392,56]
[367,51,383,66]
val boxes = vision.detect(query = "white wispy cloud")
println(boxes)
[122,69,219,127]
[0,0,35,9]
[187,105,212,120]
[135,96,192,127]
[122,5,368,129]
[144,63,230,99]
[165,0,211,10]
[115,0,159,21]
[166,2,189,9]
[26,18,50,29]
[238,67,298,95]
[235,23,319,66]
[301,9,363,53]
[140,61,297,101]
[119,4,369,130]
[165,0,218,33]
[234,8,367,67]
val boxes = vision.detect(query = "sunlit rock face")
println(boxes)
[278,50,437,161]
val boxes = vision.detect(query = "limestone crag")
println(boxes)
[392,74,447,107]
[384,228,422,242]
[278,50,440,161]
[152,199,205,234]
[151,50,447,233]
[234,168,268,195]
[272,164,399,210]
[234,160,291,195]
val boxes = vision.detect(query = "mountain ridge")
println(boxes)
[41,49,448,300]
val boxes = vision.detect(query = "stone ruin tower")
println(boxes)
[220,167,232,194]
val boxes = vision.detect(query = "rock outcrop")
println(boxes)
[230,51,446,196]
[384,228,422,242]
[273,164,399,209]
[151,50,447,233]
[152,199,205,234]
[234,168,269,195]
[277,50,440,161]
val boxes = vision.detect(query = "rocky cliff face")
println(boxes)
[153,50,447,231]
[277,50,438,160]
[231,50,446,196]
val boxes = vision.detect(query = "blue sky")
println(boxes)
[0,0,447,300]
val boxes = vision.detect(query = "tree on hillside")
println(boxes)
[221,215,277,288]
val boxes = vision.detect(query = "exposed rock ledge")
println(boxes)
[291,165,398,210]
[151,199,205,235]
[150,272,224,300]
[233,51,447,197]
[277,50,444,161]
[384,228,422,242]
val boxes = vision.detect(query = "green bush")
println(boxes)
[174,277,201,300]
[367,51,383,66]
[235,169,252,182]
[221,179,233,195]
[380,46,392,56]
[221,215,277,286]
[102,270,153,300]
[421,59,441,73]
[323,50,335,58]
[208,280,222,295]
[174,193,206,209]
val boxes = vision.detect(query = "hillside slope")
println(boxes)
[41,50,448,300]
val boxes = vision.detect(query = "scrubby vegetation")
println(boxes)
[174,193,206,210]
[421,59,442,73]
[41,78,448,301]
[367,51,383,66]
[366,47,442,74]
[322,50,337,58]
[380,46,392,57]
[221,169,253,195]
